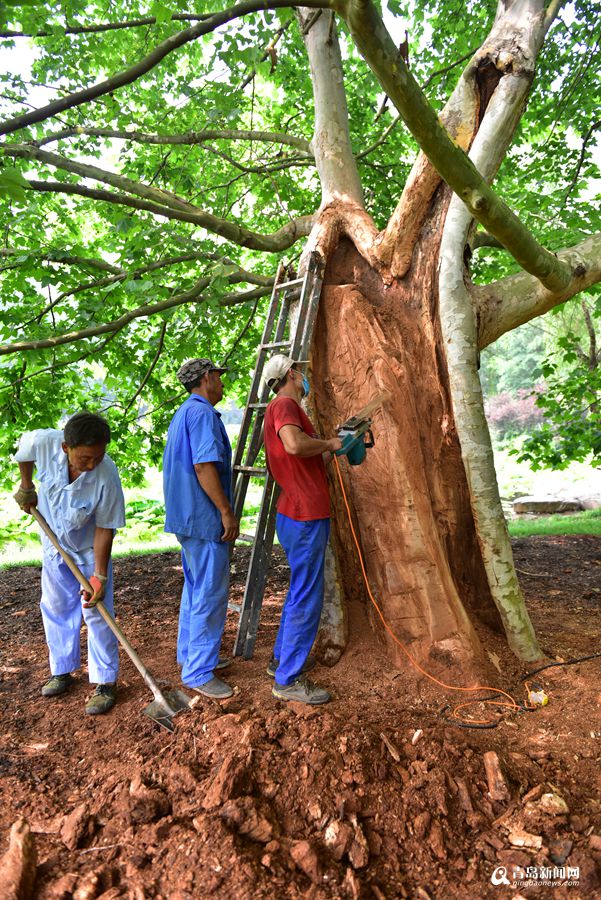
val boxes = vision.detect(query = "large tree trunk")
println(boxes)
[310,200,500,679]
[299,0,549,676]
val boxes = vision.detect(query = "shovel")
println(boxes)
[31,508,192,733]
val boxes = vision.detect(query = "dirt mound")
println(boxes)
[1,537,601,897]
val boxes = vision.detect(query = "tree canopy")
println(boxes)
[0,0,599,483]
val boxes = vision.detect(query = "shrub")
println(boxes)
[485,388,544,438]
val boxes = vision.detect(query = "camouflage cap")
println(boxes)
[176,358,227,387]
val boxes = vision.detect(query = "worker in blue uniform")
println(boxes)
[163,358,239,700]
[13,412,126,715]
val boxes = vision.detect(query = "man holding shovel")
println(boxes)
[163,358,239,700]
[14,412,125,715]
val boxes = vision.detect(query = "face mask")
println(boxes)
[301,376,310,398]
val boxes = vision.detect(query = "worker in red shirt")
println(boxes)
[262,354,342,705]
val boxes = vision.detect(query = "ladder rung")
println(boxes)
[234,465,267,475]
[248,402,268,409]
[274,278,303,291]
[261,341,291,350]
[237,533,255,543]
[228,601,242,612]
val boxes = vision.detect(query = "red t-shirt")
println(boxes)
[264,395,331,521]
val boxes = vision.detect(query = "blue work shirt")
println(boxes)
[163,394,233,541]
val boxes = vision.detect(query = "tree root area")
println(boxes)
[1,535,600,899]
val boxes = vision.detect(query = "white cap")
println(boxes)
[262,354,295,390]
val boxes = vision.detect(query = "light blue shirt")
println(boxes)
[163,394,233,541]
[14,429,126,566]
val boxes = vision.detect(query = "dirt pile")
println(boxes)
[1,536,601,897]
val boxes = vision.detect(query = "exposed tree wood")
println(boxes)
[311,225,497,677]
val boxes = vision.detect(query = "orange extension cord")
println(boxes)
[333,455,536,728]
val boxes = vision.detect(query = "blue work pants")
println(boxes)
[40,553,118,684]
[177,535,230,687]
[274,514,330,685]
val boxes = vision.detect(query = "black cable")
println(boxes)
[521,651,601,681]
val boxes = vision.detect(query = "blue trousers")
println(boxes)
[274,514,330,685]
[40,553,118,684]
[177,535,230,687]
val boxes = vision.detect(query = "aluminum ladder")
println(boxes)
[231,250,324,658]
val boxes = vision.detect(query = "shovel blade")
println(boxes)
[143,689,193,733]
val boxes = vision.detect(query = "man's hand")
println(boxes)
[328,437,343,453]
[14,484,38,512]
[220,508,240,543]
[81,574,106,608]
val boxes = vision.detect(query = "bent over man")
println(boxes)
[163,358,239,700]
[263,354,342,706]
[14,412,125,715]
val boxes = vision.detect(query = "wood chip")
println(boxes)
[380,732,400,762]
[483,751,510,802]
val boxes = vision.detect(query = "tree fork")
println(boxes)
[335,0,572,292]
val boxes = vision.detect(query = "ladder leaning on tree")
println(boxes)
[230,250,325,659]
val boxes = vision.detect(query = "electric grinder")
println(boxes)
[334,391,390,466]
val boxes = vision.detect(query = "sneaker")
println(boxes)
[272,675,330,705]
[266,654,316,678]
[41,673,74,697]
[191,676,233,700]
[215,656,232,671]
[85,683,117,716]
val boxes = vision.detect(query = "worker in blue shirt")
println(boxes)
[163,358,239,699]
[13,412,125,716]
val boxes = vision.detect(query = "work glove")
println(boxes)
[81,574,106,608]
[14,484,38,511]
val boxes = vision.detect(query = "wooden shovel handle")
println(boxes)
[29,508,166,701]
[31,507,94,593]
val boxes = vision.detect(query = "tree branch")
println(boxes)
[36,127,313,153]
[0,281,273,356]
[475,231,601,348]
[470,231,505,250]
[338,0,572,292]
[23,179,314,252]
[544,0,568,35]
[123,320,168,413]
[0,13,214,37]
[0,248,122,274]
[0,0,329,137]
[561,119,601,208]
[581,299,598,368]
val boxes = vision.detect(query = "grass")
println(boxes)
[507,508,601,537]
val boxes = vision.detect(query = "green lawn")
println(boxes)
[507,508,601,537]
